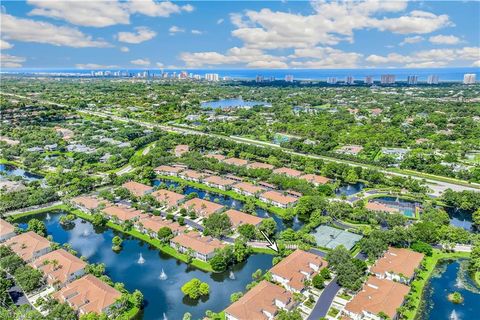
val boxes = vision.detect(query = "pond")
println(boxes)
[153,179,305,232]
[421,259,480,320]
[0,164,43,181]
[16,212,274,320]
[445,207,474,232]
[200,98,271,109]
[370,196,420,218]
[335,182,365,197]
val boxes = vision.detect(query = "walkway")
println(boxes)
[2,201,62,217]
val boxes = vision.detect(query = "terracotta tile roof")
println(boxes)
[345,276,410,319]
[53,274,121,315]
[300,174,331,185]
[203,175,236,187]
[102,205,142,221]
[225,280,294,320]
[182,198,224,218]
[223,157,249,166]
[371,247,424,279]
[337,145,363,154]
[273,167,303,177]
[4,231,51,262]
[122,181,153,197]
[154,165,184,174]
[225,209,263,227]
[233,182,267,195]
[0,219,15,238]
[71,196,108,210]
[270,249,327,292]
[258,181,276,189]
[247,162,274,170]
[171,231,225,255]
[174,145,189,156]
[30,249,87,286]
[180,169,207,180]
[151,189,185,208]
[205,153,226,161]
[138,216,186,234]
[365,202,399,213]
[260,190,298,206]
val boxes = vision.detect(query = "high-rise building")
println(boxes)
[284,74,294,82]
[381,74,395,84]
[407,75,418,85]
[205,73,219,81]
[463,73,477,84]
[327,77,337,84]
[364,76,374,85]
[180,71,188,79]
[256,75,264,83]
[427,75,439,84]
[345,76,354,85]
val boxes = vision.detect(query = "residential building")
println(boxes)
[4,231,52,262]
[427,74,439,84]
[0,219,16,242]
[380,74,395,84]
[225,174,243,182]
[205,73,219,81]
[170,231,225,261]
[174,144,190,157]
[371,247,424,283]
[327,77,337,84]
[203,175,236,191]
[365,202,399,214]
[179,169,207,182]
[272,167,303,178]
[102,205,142,224]
[136,215,186,237]
[122,181,154,197]
[336,145,364,156]
[364,76,374,85]
[247,161,274,170]
[299,174,331,186]
[407,75,418,85]
[151,189,185,209]
[258,181,276,190]
[223,157,249,167]
[284,74,294,82]
[225,209,263,228]
[52,274,121,316]
[344,276,410,320]
[154,165,184,176]
[270,249,327,293]
[345,75,354,84]
[232,182,267,197]
[30,249,87,288]
[205,153,226,161]
[182,198,224,218]
[260,191,298,208]
[71,196,108,213]
[225,280,296,320]
[463,73,477,84]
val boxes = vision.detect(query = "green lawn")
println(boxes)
[8,204,65,221]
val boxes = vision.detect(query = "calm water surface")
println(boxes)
[0,164,43,181]
[335,182,365,196]
[16,212,273,320]
[445,207,474,232]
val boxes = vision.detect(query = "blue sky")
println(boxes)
[1,0,479,69]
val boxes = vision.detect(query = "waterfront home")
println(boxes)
[174,144,189,157]
[223,157,249,167]
[225,209,264,228]
[272,167,303,178]
[182,198,224,218]
[71,196,108,213]
[122,181,154,197]
[102,205,142,224]
[135,216,186,237]
[52,274,121,316]
[259,181,277,190]
[259,190,298,208]
[4,231,52,262]
[371,247,424,283]
[179,169,208,183]
[336,145,364,156]
[170,231,225,261]
[30,249,86,288]
[154,165,184,176]
[205,153,226,161]
[0,219,16,242]
[365,202,399,214]
[270,249,327,293]
[225,174,243,182]
[247,162,274,170]
[286,190,302,198]
[203,175,236,191]
[232,181,266,197]
[225,280,295,320]
[151,189,185,209]
[344,276,410,320]
[299,174,331,186]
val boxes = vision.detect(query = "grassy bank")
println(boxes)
[404,249,470,320]
[8,204,65,221]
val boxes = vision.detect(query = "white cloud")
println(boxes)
[156,62,164,68]
[1,53,25,68]
[169,26,185,35]
[128,0,193,17]
[0,39,14,50]
[246,60,288,69]
[371,10,452,34]
[131,58,151,66]
[75,63,119,69]
[290,47,363,68]
[120,46,129,52]
[429,34,461,45]
[1,13,110,48]
[473,60,480,67]
[117,27,156,44]
[182,4,194,13]
[400,36,424,46]
[217,18,224,24]
[191,29,202,35]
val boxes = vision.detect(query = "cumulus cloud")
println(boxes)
[1,53,26,68]
[128,0,193,17]
[217,18,224,24]
[75,63,120,69]
[191,29,202,35]
[429,34,461,45]
[0,39,14,50]
[473,60,480,67]
[156,62,164,68]
[169,26,185,35]
[131,58,151,66]
[117,27,156,44]
[1,13,110,47]
[289,47,363,68]
[400,36,424,46]
[120,46,129,52]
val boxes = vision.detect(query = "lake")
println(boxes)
[200,98,271,109]
[421,259,480,320]
[445,207,474,232]
[335,182,365,197]
[16,211,274,320]
[0,164,43,181]
[154,179,304,231]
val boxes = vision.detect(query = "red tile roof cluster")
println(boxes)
[154,165,185,174]
[71,196,107,210]
[122,181,153,197]
[174,145,189,156]
[300,174,331,185]
[260,190,298,206]
[4,231,52,262]
[203,175,236,187]
[233,181,267,195]
[30,249,87,286]
[205,153,226,161]
[371,247,424,279]
[223,157,249,166]
[225,209,263,227]
[182,198,224,218]
[0,218,15,238]
[102,205,142,222]
[151,189,185,208]
[272,167,303,177]
[171,231,225,255]
[247,162,274,170]
[138,216,186,234]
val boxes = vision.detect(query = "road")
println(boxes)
[3,92,479,196]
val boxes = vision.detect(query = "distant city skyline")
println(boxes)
[1,1,479,70]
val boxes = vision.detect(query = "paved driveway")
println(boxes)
[307,277,341,320]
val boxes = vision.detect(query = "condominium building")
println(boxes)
[170,231,225,261]
[407,75,418,85]
[364,76,374,85]
[380,74,395,84]
[371,247,424,283]
[464,73,477,84]
[205,73,219,81]
[427,74,439,84]
[4,231,52,262]
[0,219,16,242]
